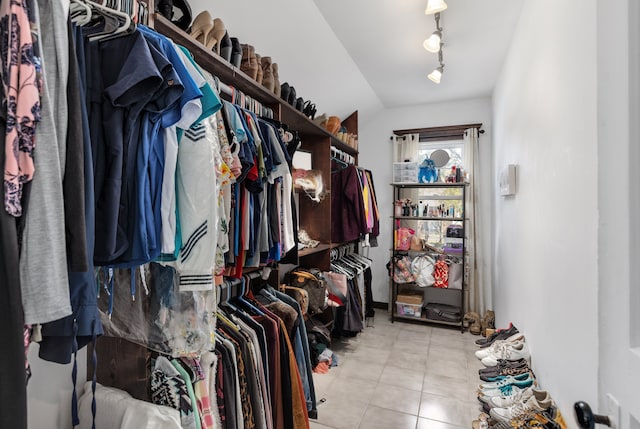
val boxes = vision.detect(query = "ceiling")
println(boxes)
[312,0,524,108]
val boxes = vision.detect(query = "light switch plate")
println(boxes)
[499,164,517,196]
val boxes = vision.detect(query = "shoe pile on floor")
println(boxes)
[471,325,568,429]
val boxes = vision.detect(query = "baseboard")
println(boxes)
[373,301,388,310]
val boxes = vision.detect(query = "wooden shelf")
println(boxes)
[153,14,358,158]
[298,244,331,257]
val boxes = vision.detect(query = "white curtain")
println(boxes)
[463,128,484,314]
[391,134,420,163]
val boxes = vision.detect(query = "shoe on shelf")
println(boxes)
[230,37,242,68]
[190,11,213,46]
[490,392,553,422]
[475,333,525,360]
[288,85,297,106]
[240,44,259,80]
[295,97,304,112]
[260,56,274,93]
[481,341,531,367]
[219,31,232,62]
[280,82,291,102]
[479,373,536,391]
[465,311,482,335]
[476,323,519,347]
[208,17,226,54]
[255,54,263,84]
[272,63,281,96]
[481,310,496,336]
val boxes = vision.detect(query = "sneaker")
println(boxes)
[479,358,529,375]
[481,341,530,367]
[479,373,535,393]
[482,370,533,383]
[475,334,525,359]
[476,323,519,347]
[480,363,532,382]
[488,388,547,409]
[478,384,530,400]
[490,393,553,422]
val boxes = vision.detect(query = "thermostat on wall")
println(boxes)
[499,164,517,196]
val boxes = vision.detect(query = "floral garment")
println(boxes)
[0,0,42,216]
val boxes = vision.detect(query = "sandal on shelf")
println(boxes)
[189,11,213,46]
[303,100,316,119]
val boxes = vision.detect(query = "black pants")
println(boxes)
[0,120,28,428]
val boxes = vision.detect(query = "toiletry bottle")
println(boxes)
[418,201,424,218]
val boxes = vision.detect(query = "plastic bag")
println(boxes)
[97,263,215,357]
[395,227,415,250]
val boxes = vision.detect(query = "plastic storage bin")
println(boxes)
[393,162,419,183]
[396,300,423,318]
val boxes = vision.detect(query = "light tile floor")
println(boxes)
[310,310,484,429]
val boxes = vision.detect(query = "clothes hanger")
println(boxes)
[70,0,93,25]
[86,0,134,41]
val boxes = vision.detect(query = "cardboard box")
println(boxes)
[396,291,424,305]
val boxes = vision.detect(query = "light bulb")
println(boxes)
[423,31,441,53]
[428,66,443,84]
[425,0,447,15]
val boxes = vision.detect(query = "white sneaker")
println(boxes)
[481,341,530,367]
[490,392,553,422]
[474,333,525,360]
[478,384,529,400]
[488,388,547,409]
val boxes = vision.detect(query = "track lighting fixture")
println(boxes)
[423,12,442,53]
[424,10,445,83]
[425,0,447,15]
[428,49,444,84]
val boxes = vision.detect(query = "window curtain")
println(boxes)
[391,134,420,163]
[463,128,484,314]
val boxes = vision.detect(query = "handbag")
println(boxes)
[284,268,327,316]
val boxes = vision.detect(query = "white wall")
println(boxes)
[187,0,383,122]
[492,0,598,419]
[359,97,493,309]
[27,345,86,428]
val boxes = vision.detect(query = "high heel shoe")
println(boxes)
[294,97,304,112]
[190,11,213,46]
[208,17,226,54]
[288,85,296,106]
[303,100,316,119]
[219,31,232,62]
[230,37,242,68]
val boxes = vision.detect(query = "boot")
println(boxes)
[464,311,482,335]
[240,44,258,80]
[261,56,274,93]
[219,31,232,62]
[272,63,281,97]
[230,37,242,68]
[481,310,496,337]
[255,54,263,84]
